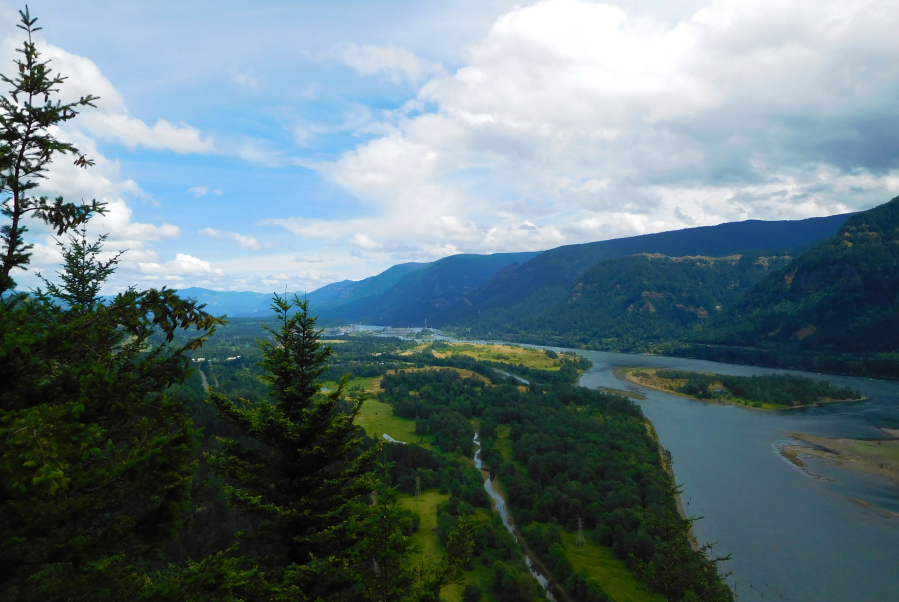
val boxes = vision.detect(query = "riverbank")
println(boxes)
[617,367,867,411]
[780,429,899,492]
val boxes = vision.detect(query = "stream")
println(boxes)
[473,433,559,602]
[383,331,899,600]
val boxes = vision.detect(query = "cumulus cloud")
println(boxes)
[28,45,215,154]
[349,233,383,251]
[199,228,269,250]
[295,253,324,263]
[323,42,445,84]
[189,186,224,197]
[139,253,224,277]
[307,0,899,257]
[0,12,215,156]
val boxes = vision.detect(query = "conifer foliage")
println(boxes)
[0,9,222,599]
[0,231,221,600]
[208,296,376,599]
[0,6,103,296]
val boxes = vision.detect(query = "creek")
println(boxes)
[472,433,559,602]
[395,331,899,600]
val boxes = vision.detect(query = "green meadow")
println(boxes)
[561,531,665,602]
[356,398,433,449]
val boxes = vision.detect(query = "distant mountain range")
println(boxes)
[174,200,899,377]
[178,212,851,321]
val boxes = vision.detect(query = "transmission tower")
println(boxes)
[576,517,585,547]
[414,477,422,501]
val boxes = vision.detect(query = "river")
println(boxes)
[573,350,899,602]
[386,331,899,600]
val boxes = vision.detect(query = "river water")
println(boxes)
[572,350,899,602]
[390,332,899,600]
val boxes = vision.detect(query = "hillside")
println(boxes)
[695,197,899,369]
[318,251,540,326]
[175,287,273,317]
[308,261,427,311]
[451,252,792,350]
[173,213,850,322]
[447,213,851,328]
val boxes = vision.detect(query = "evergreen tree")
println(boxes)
[37,225,123,311]
[0,6,103,296]
[350,462,417,602]
[208,295,377,601]
[0,226,221,600]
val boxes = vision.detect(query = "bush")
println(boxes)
[463,583,483,602]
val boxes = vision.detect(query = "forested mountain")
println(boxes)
[174,287,274,317]
[694,196,899,365]
[172,263,429,317]
[315,213,848,328]
[317,251,540,326]
[453,252,793,351]
[170,213,848,322]
[446,213,850,329]
[308,262,427,311]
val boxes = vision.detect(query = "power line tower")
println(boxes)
[414,476,422,502]
[576,517,585,547]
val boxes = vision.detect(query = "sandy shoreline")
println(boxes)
[780,430,899,490]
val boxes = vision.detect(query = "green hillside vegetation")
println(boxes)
[320,251,540,326]
[689,196,899,377]
[453,252,791,351]
[445,214,849,332]
[560,530,665,602]
[380,368,733,601]
[625,369,862,409]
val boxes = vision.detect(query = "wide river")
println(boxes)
[392,329,899,601]
[572,350,899,602]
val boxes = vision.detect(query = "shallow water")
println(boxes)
[574,350,899,602]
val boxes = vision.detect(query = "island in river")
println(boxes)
[781,428,899,495]
[619,367,865,410]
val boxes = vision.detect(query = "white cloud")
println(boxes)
[22,43,217,154]
[305,0,899,259]
[189,186,224,197]
[295,253,324,263]
[259,216,367,238]
[139,253,224,277]
[323,42,445,84]
[350,233,383,251]
[199,228,269,250]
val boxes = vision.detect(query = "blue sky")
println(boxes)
[8,0,899,293]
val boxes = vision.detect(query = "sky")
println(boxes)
[6,0,899,293]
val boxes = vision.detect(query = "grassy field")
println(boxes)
[321,376,378,393]
[399,491,498,602]
[560,531,665,602]
[435,343,561,372]
[356,398,433,449]
[493,425,514,463]
[381,366,492,384]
